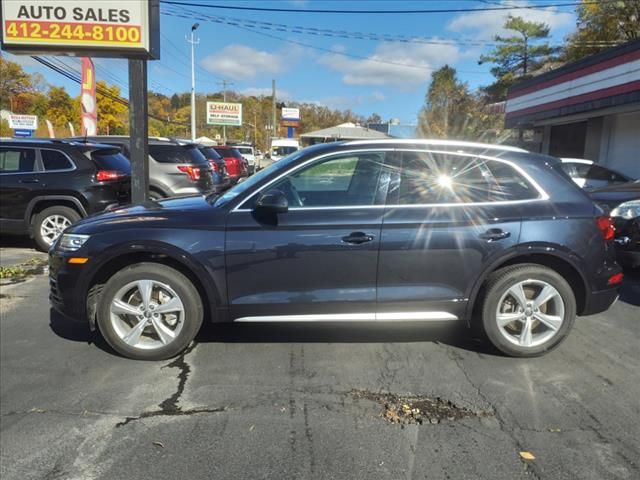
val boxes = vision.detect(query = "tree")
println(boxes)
[0,55,32,111]
[366,113,383,124]
[96,80,127,135]
[479,15,555,102]
[564,0,640,61]
[46,86,75,130]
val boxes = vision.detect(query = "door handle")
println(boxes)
[479,228,510,241]
[19,179,39,184]
[342,232,375,244]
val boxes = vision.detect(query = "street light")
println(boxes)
[187,23,200,141]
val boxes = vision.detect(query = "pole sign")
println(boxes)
[0,0,160,59]
[8,114,38,130]
[206,102,243,127]
[281,108,300,121]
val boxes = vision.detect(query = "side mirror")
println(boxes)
[254,189,288,214]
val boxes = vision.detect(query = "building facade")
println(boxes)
[505,40,640,178]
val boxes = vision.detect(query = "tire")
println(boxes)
[480,264,576,357]
[96,263,204,360]
[148,190,165,201]
[33,206,81,251]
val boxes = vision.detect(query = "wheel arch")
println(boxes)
[84,242,223,329]
[26,195,88,226]
[466,246,589,319]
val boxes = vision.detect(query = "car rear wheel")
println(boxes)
[97,263,203,360]
[481,264,576,357]
[33,206,81,251]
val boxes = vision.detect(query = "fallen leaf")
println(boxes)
[153,441,164,448]
[249,425,255,431]
[548,428,561,432]
[519,451,535,460]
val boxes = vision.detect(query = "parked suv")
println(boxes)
[196,145,231,190]
[231,144,257,174]
[49,140,622,360]
[70,136,217,199]
[1,139,130,250]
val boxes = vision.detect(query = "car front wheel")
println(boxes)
[97,263,204,360]
[481,264,576,357]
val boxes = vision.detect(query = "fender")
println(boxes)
[148,181,172,198]
[25,195,88,222]
[80,239,226,323]
[463,242,590,320]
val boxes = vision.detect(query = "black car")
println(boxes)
[1,139,130,251]
[589,181,640,269]
[49,140,622,360]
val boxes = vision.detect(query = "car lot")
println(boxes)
[1,242,638,480]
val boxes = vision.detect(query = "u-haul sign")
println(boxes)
[1,0,159,59]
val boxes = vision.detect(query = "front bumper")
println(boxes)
[49,250,87,320]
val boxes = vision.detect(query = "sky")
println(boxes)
[3,0,579,124]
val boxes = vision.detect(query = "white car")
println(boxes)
[559,158,632,190]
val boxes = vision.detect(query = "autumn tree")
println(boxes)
[564,0,640,61]
[479,15,556,102]
[46,86,75,131]
[96,80,127,135]
[0,55,33,111]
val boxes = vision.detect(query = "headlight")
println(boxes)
[58,234,90,252]
[610,200,640,219]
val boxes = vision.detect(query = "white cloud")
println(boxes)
[201,45,288,80]
[318,41,460,88]
[447,0,574,40]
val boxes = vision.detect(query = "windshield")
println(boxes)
[149,145,208,165]
[199,146,223,161]
[272,146,298,156]
[213,149,308,207]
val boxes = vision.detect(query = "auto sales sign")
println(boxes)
[1,0,159,58]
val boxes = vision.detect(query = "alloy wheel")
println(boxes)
[40,215,71,245]
[495,279,565,348]
[109,279,185,350]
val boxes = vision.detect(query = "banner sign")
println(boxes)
[281,120,300,128]
[0,0,159,59]
[81,57,97,135]
[8,114,38,130]
[206,102,242,127]
[282,107,300,120]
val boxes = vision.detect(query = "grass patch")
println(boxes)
[0,257,47,280]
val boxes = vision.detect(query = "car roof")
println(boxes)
[344,138,527,152]
[1,138,121,151]
[560,158,594,165]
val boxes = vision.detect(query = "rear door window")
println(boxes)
[0,148,36,173]
[149,145,208,165]
[393,151,539,205]
[41,149,74,171]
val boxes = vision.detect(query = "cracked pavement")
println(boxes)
[1,269,639,480]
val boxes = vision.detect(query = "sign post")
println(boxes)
[281,108,300,139]
[1,0,160,203]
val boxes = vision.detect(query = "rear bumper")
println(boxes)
[616,249,640,270]
[581,287,619,316]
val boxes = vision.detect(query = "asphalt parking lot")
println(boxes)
[1,242,639,480]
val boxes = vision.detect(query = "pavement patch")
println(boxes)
[351,389,492,425]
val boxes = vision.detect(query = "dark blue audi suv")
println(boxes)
[49,140,622,360]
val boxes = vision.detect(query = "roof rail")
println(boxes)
[344,138,527,152]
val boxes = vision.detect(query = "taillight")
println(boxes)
[177,165,201,181]
[96,170,126,182]
[608,272,624,285]
[209,160,219,173]
[596,216,615,241]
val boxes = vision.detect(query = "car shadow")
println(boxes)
[0,235,36,249]
[49,308,497,357]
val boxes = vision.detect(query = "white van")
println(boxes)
[270,138,300,161]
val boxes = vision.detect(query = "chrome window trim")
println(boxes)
[231,148,395,212]
[235,311,458,322]
[232,148,548,212]
[344,138,527,153]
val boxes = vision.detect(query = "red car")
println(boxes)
[212,146,249,184]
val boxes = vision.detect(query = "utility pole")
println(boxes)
[217,79,234,143]
[272,79,277,140]
[187,23,200,142]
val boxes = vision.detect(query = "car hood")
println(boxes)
[69,195,222,234]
